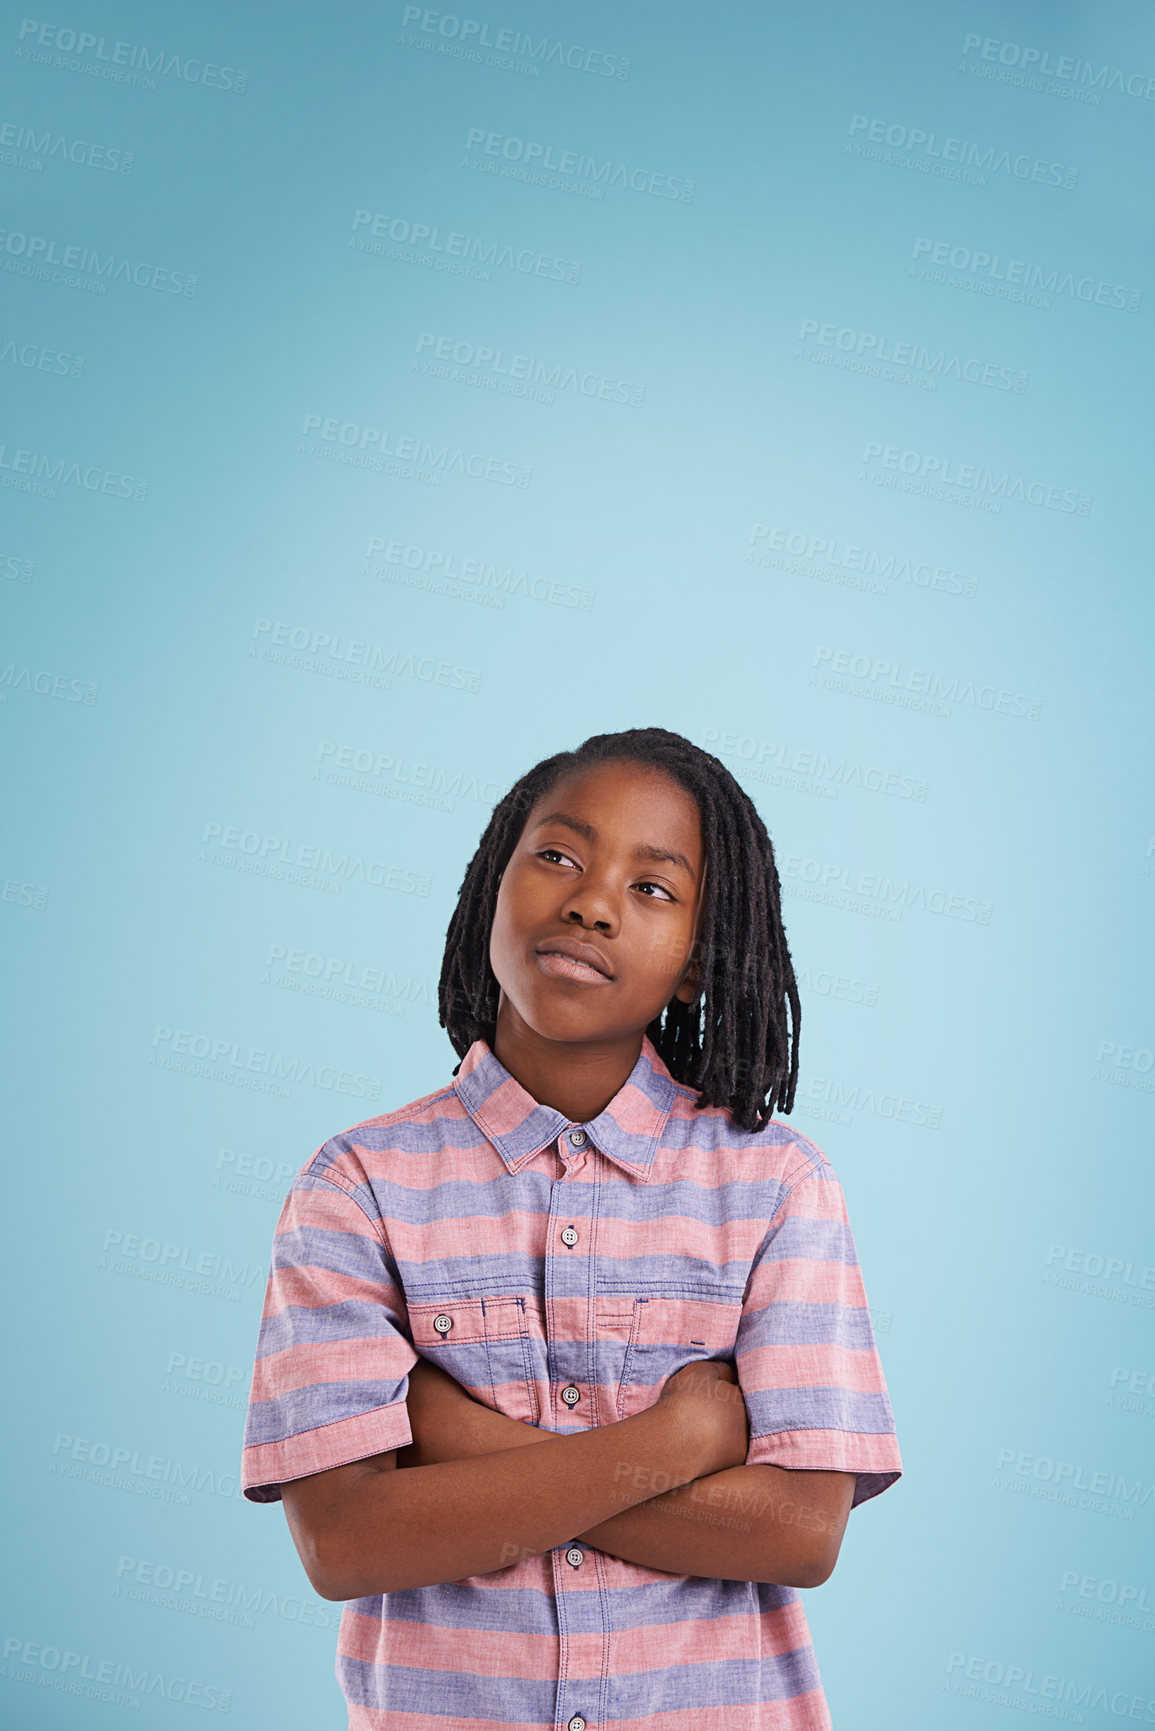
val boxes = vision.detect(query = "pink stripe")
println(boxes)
[744,1258,869,1306]
[242,1401,412,1490]
[341,1609,561,1677]
[252,1336,416,1399]
[603,1690,831,1731]
[739,1341,889,1393]
[339,1607,817,1692]
[476,1073,539,1138]
[262,1265,405,1318]
[348,1713,546,1731]
[273,1181,385,1239]
[747,1427,903,1474]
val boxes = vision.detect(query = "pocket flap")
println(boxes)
[409,1297,487,1347]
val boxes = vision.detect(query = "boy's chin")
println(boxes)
[502,999,644,1051]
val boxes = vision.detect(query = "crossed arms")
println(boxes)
[281,1359,856,1601]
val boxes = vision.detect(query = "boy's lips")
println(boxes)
[535,936,614,984]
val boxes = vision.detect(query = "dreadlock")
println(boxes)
[438,727,800,1133]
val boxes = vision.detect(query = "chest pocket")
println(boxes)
[409,1294,541,1425]
[613,1295,744,1420]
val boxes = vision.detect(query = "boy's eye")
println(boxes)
[635,881,674,901]
[537,847,577,868]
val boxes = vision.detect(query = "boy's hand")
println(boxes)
[655,1360,749,1478]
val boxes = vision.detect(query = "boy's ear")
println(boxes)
[673,951,702,1004]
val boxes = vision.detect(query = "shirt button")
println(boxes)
[569,1129,587,1147]
[560,1226,579,1248]
[568,1718,587,1731]
[565,1547,584,1568]
[561,1384,581,1407]
[432,1314,453,1335]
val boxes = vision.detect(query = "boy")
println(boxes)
[243,728,901,1728]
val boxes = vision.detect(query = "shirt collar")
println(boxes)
[453,1036,679,1182]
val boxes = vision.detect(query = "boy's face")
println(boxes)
[489,760,705,1053]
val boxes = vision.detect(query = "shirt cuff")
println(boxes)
[746,1426,903,1506]
[242,1399,414,1503]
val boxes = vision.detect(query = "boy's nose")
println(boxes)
[562,897,616,937]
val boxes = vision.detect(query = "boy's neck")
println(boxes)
[492,1005,644,1125]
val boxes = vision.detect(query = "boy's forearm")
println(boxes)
[400,1372,850,1586]
[286,1395,722,1600]
[577,1462,852,1586]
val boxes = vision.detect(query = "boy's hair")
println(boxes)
[439,727,799,1132]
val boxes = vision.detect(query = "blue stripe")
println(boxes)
[257,1299,408,1357]
[737,1298,880,1350]
[359,1171,791,1228]
[338,1655,557,1720]
[352,1575,798,1634]
[746,1384,896,1434]
[608,1648,821,1714]
[757,1214,858,1264]
[272,1224,389,1279]
[244,1380,407,1445]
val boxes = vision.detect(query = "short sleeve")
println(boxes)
[735,1153,902,1508]
[241,1164,418,1503]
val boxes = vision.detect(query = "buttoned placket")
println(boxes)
[545,1126,606,1731]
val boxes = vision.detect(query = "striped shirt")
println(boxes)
[243,1036,901,1730]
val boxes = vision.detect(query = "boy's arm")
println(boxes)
[400,1360,854,1587]
[280,1360,745,1600]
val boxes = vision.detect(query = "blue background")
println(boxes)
[3,0,1154,1725]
